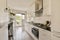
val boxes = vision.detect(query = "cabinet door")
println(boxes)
[0,0,8,40]
[51,30,60,40]
[24,23,30,32]
[43,0,51,16]
[52,34,60,40]
[39,29,51,40]
[0,0,7,21]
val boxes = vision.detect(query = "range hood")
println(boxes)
[35,8,43,13]
[35,8,43,17]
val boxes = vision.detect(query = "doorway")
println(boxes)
[15,14,25,27]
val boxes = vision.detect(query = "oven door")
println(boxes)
[32,28,39,38]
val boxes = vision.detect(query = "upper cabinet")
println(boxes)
[43,0,51,16]
[0,0,9,23]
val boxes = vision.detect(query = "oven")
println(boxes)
[32,27,39,38]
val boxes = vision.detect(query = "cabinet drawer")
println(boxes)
[39,29,51,40]
[52,35,60,40]
[52,30,60,40]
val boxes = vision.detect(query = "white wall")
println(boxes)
[0,0,8,40]
[26,3,35,22]
[34,16,51,24]
[51,0,60,40]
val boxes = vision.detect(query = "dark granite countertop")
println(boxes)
[28,22,51,31]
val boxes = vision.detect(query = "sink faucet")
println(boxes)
[45,21,51,27]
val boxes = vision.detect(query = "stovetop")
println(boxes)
[32,23,51,31]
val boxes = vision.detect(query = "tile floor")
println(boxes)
[15,27,34,40]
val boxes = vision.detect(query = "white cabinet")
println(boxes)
[52,35,60,40]
[51,30,60,40]
[39,28,51,40]
[43,0,51,16]
[24,22,32,35]
[24,22,38,40]
[0,0,7,21]
[0,0,8,40]
[51,0,60,40]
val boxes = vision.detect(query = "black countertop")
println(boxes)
[28,22,51,31]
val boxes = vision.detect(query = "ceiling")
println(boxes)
[7,0,35,11]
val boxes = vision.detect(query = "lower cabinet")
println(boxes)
[24,23,38,40]
[52,35,60,40]
[39,29,51,40]
[51,30,60,40]
[0,26,8,40]
[24,22,51,40]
